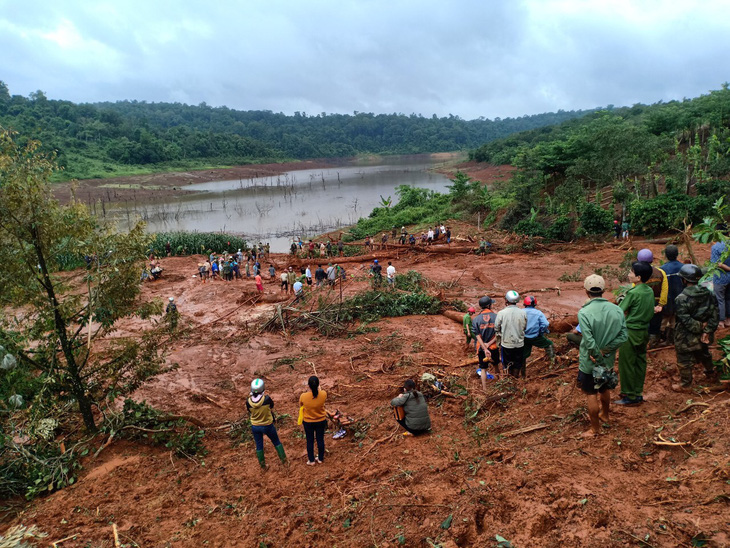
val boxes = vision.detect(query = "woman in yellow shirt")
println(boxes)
[299,376,327,465]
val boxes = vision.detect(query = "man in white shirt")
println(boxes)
[495,290,527,378]
[386,262,396,288]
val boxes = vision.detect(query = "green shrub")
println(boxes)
[111,399,206,457]
[150,231,248,257]
[579,203,613,234]
[546,215,575,241]
[514,219,546,237]
[394,270,427,292]
[629,193,713,235]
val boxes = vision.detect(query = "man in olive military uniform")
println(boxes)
[673,264,719,391]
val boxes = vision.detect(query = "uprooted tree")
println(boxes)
[0,129,166,432]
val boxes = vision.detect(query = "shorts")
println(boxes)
[577,370,608,395]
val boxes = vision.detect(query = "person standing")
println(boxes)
[370,260,383,288]
[463,307,476,349]
[673,264,719,391]
[255,273,264,294]
[615,262,655,405]
[326,262,336,287]
[390,379,431,436]
[286,266,296,295]
[577,275,628,437]
[472,296,500,378]
[710,237,730,328]
[246,379,287,469]
[522,296,555,364]
[280,271,288,293]
[637,248,668,347]
[386,261,396,288]
[621,219,630,240]
[268,263,276,281]
[166,297,179,329]
[613,220,620,239]
[495,291,527,377]
[337,240,344,257]
[659,244,684,342]
[315,264,326,287]
[305,265,313,286]
[300,376,327,465]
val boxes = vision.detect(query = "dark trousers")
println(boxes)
[478,347,501,371]
[648,311,662,336]
[251,423,281,451]
[396,418,429,436]
[676,344,715,386]
[303,420,326,462]
[501,345,525,377]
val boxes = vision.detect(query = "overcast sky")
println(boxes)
[2,0,729,120]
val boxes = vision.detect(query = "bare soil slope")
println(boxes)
[6,237,730,547]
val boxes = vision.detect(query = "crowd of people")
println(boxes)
[157,229,729,461]
[462,243,726,438]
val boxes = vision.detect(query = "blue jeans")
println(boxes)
[715,282,730,321]
[251,423,282,451]
[303,420,326,462]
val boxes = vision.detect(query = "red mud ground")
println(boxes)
[4,232,730,548]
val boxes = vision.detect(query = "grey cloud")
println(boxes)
[1,0,729,119]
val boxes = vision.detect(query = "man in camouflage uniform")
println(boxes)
[673,264,719,391]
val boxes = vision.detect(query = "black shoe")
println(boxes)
[614,397,642,406]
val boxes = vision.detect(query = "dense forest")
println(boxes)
[0,81,592,181]
[466,84,730,236]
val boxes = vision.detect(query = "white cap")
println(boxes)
[169,297,174,301]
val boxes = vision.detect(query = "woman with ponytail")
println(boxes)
[390,379,431,436]
[299,375,327,465]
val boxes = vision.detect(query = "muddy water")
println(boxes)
[108,155,453,252]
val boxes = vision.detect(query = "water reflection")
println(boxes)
[106,155,452,252]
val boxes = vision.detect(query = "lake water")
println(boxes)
[108,154,454,252]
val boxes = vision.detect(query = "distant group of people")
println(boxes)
[291,237,345,258]
[362,224,452,251]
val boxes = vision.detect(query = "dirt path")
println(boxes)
[7,236,730,547]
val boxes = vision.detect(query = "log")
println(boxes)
[442,310,467,323]
[550,314,579,334]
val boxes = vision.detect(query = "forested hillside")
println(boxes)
[0,81,592,181]
[469,84,730,236]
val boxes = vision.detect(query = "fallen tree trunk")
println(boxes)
[443,309,578,334]
[442,310,467,324]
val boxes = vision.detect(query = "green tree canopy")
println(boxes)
[0,130,163,431]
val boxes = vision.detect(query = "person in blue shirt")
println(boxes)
[659,244,684,342]
[522,295,555,364]
[711,239,730,328]
[210,260,219,280]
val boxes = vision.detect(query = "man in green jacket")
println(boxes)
[616,262,656,405]
[577,275,628,437]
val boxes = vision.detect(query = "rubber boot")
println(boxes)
[256,450,266,469]
[647,334,660,349]
[664,327,674,345]
[275,444,287,464]
[546,345,555,365]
